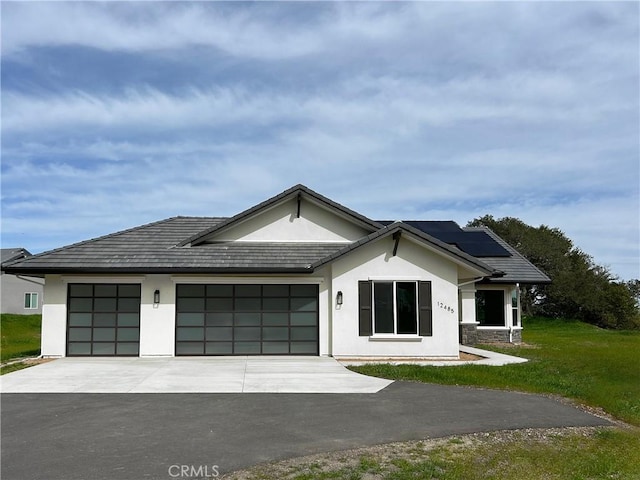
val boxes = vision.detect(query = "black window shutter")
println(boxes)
[358,281,372,336]
[418,281,433,336]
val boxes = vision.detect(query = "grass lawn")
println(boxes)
[352,316,640,426]
[228,428,640,480]
[1,314,41,373]
[228,317,640,479]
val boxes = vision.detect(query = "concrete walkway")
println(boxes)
[338,345,529,366]
[0,356,393,393]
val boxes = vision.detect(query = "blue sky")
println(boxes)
[1,1,638,280]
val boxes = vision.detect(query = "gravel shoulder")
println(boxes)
[223,425,631,480]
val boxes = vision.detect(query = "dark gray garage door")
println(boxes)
[175,284,319,355]
[67,284,141,356]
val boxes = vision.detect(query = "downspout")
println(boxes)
[509,282,520,343]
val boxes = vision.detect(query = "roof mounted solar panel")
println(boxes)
[376,220,511,258]
[453,231,511,257]
[403,221,462,234]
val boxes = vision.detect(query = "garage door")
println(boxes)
[67,284,141,356]
[175,284,319,355]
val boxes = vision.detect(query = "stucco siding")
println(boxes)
[41,276,66,356]
[139,275,174,356]
[330,236,460,358]
[215,198,370,243]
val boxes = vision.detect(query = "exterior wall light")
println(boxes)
[336,291,343,306]
[154,289,160,304]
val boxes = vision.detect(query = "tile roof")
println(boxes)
[464,226,551,284]
[1,248,31,265]
[1,217,346,274]
[2,185,551,284]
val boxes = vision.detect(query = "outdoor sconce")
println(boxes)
[336,291,343,306]
[154,289,160,304]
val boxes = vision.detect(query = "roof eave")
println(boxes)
[178,184,383,247]
[481,276,552,285]
[2,266,316,275]
[311,223,498,277]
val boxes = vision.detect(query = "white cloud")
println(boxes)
[2,2,332,59]
[1,1,638,281]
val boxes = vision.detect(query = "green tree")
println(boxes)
[468,215,640,330]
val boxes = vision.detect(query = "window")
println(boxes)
[24,293,38,309]
[359,280,432,337]
[373,282,418,334]
[511,289,520,327]
[476,290,505,326]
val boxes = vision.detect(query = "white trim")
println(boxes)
[24,292,39,309]
[368,335,422,342]
[171,276,324,285]
[61,276,145,284]
[225,239,352,244]
[368,276,422,281]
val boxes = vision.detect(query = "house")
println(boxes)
[1,248,44,315]
[2,185,549,359]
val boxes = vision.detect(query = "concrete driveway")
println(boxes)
[0,356,393,393]
[1,383,610,480]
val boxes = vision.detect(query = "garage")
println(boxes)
[175,284,319,355]
[67,284,141,356]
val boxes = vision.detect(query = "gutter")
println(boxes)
[3,266,316,275]
[457,276,485,287]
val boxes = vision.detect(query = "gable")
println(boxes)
[204,197,372,243]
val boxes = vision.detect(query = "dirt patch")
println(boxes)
[459,351,484,361]
[1,357,54,368]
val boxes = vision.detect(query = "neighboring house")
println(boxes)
[1,248,44,314]
[2,185,549,358]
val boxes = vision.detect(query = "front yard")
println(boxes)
[2,314,639,478]
[226,317,640,479]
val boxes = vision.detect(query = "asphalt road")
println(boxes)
[1,382,609,480]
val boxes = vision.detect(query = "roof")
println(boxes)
[2,185,549,284]
[1,217,348,275]
[377,221,549,284]
[312,222,500,277]
[1,248,31,265]
[378,221,511,257]
[180,184,383,247]
[463,226,551,284]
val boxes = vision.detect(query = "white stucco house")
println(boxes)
[2,185,549,359]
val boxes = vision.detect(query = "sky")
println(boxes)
[1,1,639,281]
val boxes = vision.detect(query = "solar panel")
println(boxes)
[379,220,511,257]
[454,231,511,257]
